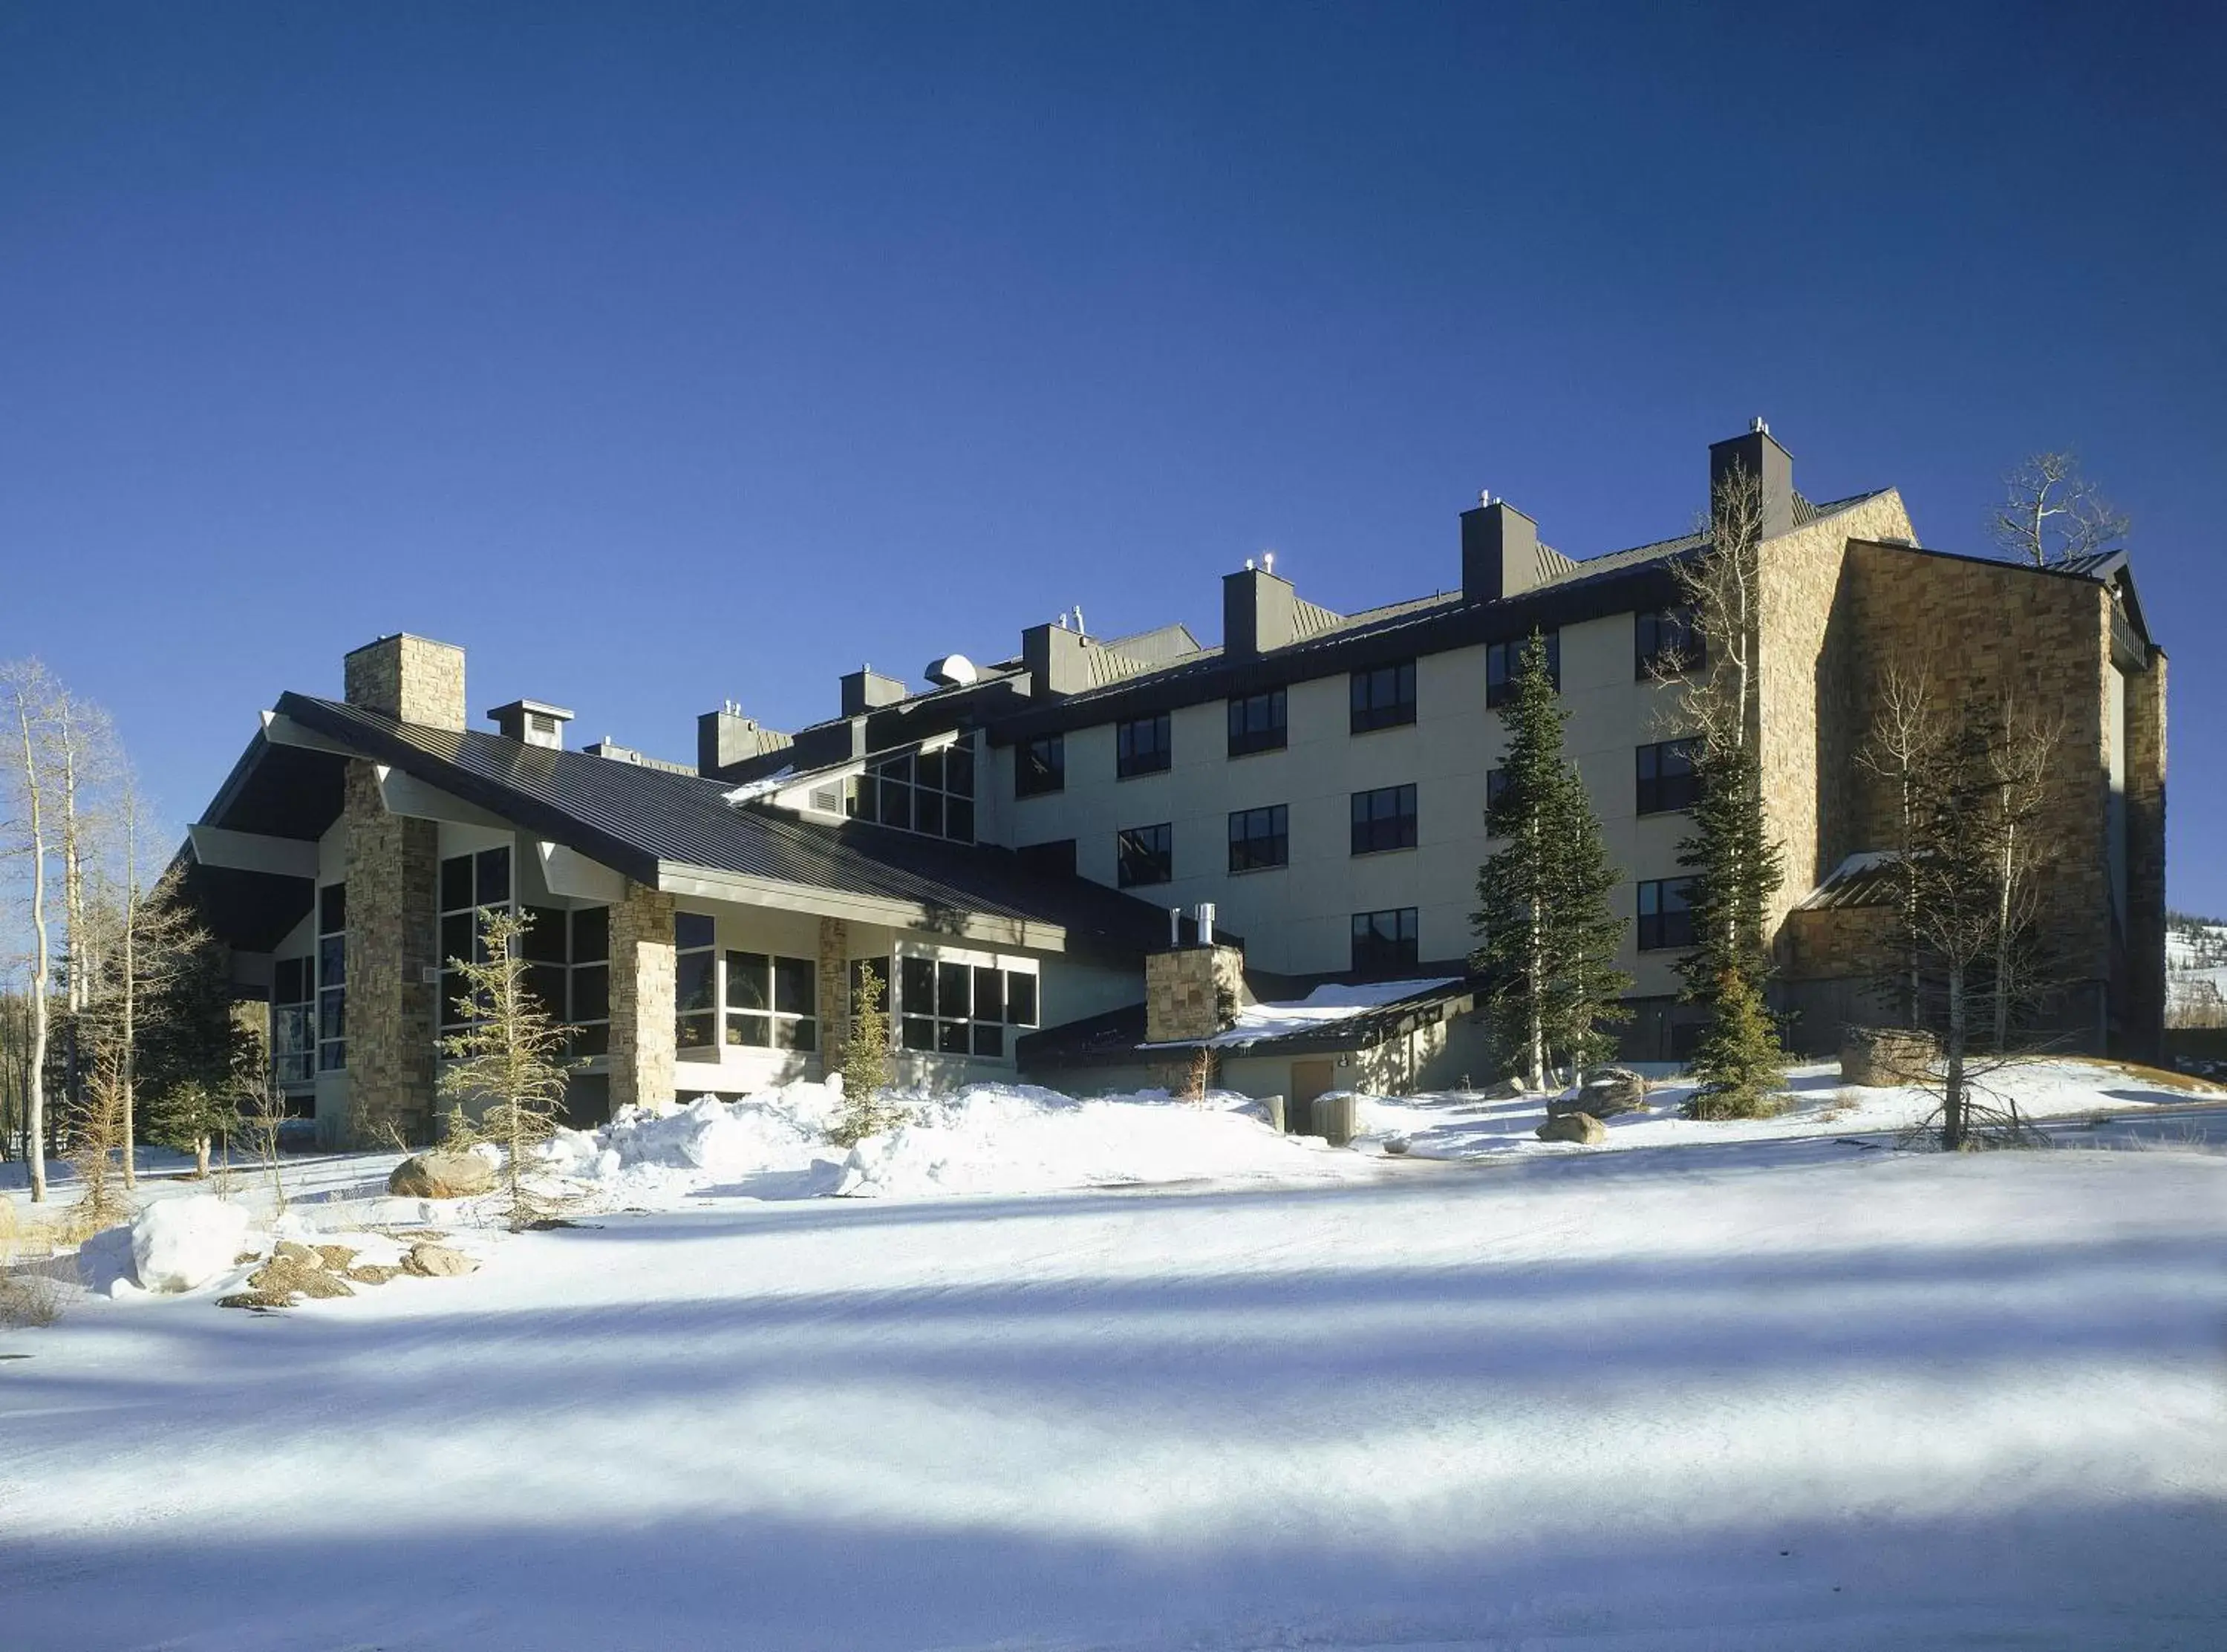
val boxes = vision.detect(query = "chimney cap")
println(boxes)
[483,697,575,724]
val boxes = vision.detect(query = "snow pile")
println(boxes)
[541,1079,1359,1205]
[130,1197,255,1293]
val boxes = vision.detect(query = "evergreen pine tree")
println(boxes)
[1472,632,1630,1088]
[439,909,573,1228]
[829,960,905,1147]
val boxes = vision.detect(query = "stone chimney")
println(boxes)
[1461,497,1542,603]
[1222,564,1301,658]
[343,634,466,732]
[1708,419,1796,541]
[1145,921,1246,1045]
[486,698,573,750]
[841,667,909,717]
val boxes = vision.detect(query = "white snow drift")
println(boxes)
[128,1195,254,1293]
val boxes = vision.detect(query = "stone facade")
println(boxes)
[1758,527,2168,1057]
[608,880,676,1111]
[342,760,440,1144]
[1145,944,1245,1043]
[343,634,466,731]
[816,915,854,1068]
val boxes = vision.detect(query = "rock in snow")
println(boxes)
[388,1151,496,1198]
[1536,1111,1608,1146]
[402,1242,477,1278]
[131,1197,254,1293]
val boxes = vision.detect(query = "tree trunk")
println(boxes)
[1992,803,2015,1054]
[195,1134,210,1178]
[15,695,51,1202]
[1943,961,1969,1151]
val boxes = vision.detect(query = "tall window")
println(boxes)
[897,953,1039,1057]
[1117,823,1173,887]
[1015,733,1065,797]
[438,846,512,1048]
[1636,739,1701,814]
[1484,767,1510,820]
[850,744,976,842]
[1351,784,1418,855]
[1116,712,1171,778]
[1227,805,1289,873]
[1351,907,1420,976]
[1637,878,1695,951]
[1636,605,1704,679]
[1227,688,1288,757]
[316,883,347,1073]
[726,951,817,1052]
[502,904,610,1059]
[1350,662,1417,733]
[273,956,315,1085]
[1487,632,1560,707]
[675,911,716,1051]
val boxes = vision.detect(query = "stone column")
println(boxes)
[608,880,676,1113]
[2123,653,2168,1062]
[816,916,852,1074]
[342,760,440,1144]
[1144,944,1245,1090]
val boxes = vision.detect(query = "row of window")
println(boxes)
[1102,745,1695,889]
[845,745,977,843]
[1016,609,1703,797]
[675,912,1042,1060]
[1346,879,1696,982]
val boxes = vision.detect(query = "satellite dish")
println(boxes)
[925,653,979,687]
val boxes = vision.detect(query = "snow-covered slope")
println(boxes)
[2167,914,2227,1022]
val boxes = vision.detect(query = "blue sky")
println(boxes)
[3,3,2221,909]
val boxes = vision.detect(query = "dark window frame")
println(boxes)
[1227,804,1290,873]
[1636,605,1706,680]
[1487,633,1561,708]
[1349,662,1418,734]
[1635,738,1701,815]
[1350,783,1419,856]
[1227,688,1288,757]
[1116,822,1173,888]
[1014,733,1066,797]
[1351,907,1421,977]
[1115,712,1172,779]
[1637,878,1697,952]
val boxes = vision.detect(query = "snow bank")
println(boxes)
[542,1079,1358,1206]
[131,1197,254,1293]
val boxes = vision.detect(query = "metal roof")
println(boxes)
[1017,975,1479,1068]
[270,693,1208,962]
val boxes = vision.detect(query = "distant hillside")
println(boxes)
[2166,912,2227,1028]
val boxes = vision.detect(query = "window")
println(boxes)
[1015,734,1065,797]
[1014,838,1077,878]
[1637,878,1696,951]
[273,956,315,1085]
[1350,662,1417,733]
[1351,907,1420,976]
[568,906,610,1057]
[847,742,976,843]
[1116,713,1171,778]
[1351,784,1418,855]
[1485,767,1510,815]
[1117,823,1173,887]
[675,910,715,1051]
[1227,805,1289,873]
[1636,738,1701,815]
[1487,632,1560,708]
[1636,606,1704,679]
[1227,688,1288,757]
[896,953,1038,1058]
[437,846,513,1047]
[724,951,817,1051]
[316,882,347,1073]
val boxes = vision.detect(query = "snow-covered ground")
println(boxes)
[2167,915,2227,1023]
[5,1061,2226,1650]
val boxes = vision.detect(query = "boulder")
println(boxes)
[1536,1111,1607,1146]
[402,1241,477,1279]
[1576,1065,1650,1117]
[387,1151,496,1199]
[273,1240,322,1267]
[131,1197,255,1293]
[1841,1026,1938,1088]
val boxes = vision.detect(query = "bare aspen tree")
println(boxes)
[3,661,58,1201]
[1988,452,2129,567]
[1857,656,1949,1027]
